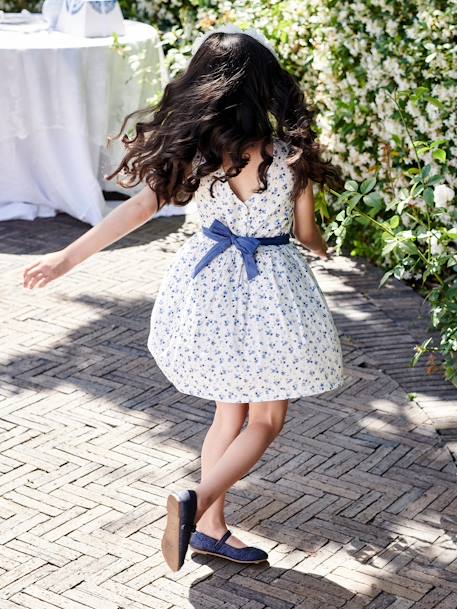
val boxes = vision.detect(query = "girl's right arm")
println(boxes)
[23,185,160,289]
[292,180,329,260]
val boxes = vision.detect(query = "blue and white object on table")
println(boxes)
[56,0,125,37]
[41,0,64,29]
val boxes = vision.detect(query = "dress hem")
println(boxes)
[171,381,346,403]
[151,352,346,402]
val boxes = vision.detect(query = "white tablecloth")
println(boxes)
[0,19,190,225]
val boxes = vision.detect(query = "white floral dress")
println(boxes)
[147,137,344,402]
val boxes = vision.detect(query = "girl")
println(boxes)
[23,25,345,572]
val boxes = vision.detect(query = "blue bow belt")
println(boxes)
[191,218,290,281]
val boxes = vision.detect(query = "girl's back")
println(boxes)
[193,137,293,238]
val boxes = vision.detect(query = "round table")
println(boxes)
[0,19,186,226]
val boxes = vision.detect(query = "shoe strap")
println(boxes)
[215,529,232,550]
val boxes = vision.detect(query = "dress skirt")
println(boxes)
[147,230,345,403]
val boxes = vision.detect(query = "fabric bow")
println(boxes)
[192,219,262,281]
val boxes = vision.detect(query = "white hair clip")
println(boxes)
[191,23,278,60]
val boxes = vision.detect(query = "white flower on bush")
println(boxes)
[385,20,397,36]
[445,113,456,128]
[414,198,427,211]
[416,115,431,134]
[430,230,445,255]
[426,102,440,121]
[365,20,383,37]
[406,99,422,119]
[384,118,404,137]
[434,184,455,208]
[401,212,411,226]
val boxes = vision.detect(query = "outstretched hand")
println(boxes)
[23,251,72,289]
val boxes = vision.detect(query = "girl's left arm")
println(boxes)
[292,180,329,260]
[23,185,160,289]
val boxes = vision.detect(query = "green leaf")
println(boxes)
[427,175,444,186]
[393,266,405,279]
[389,215,400,228]
[415,89,431,105]
[431,138,448,148]
[367,202,384,217]
[415,86,429,98]
[432,149,446,162]
[422,164,432,178]
[348,193,363,206]
[411,337,434,367]
[396,199,408,214]
[382,241,397,255]
[426,96,445,109]
[363,191,382,206]
[379,269,394,287]
[423,188,435,205]
[400,241,419,255]
[411,182,424,197]
[344,180,359,192]
[360,177,377,195]
[337,191,354,203]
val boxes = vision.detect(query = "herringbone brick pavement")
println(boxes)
[1,209,457,609]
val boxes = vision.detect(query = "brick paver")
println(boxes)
[1,209,456,609]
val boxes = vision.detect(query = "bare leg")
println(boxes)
[194,399,289,523]
[196,401,249,547]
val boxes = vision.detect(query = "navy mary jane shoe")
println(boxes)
[161,489,198,571]
[189,529,269,564]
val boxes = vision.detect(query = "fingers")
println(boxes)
[23,262,40,288]
[23,252,66,289]
[35,275,51,288]
[25,270,44,289]
[23,260,41,273]
[23,266,50,289]
[23,265,38,287]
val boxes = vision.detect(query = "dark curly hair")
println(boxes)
[106,30,343,211]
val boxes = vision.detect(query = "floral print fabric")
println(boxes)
[147,137,344,402]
